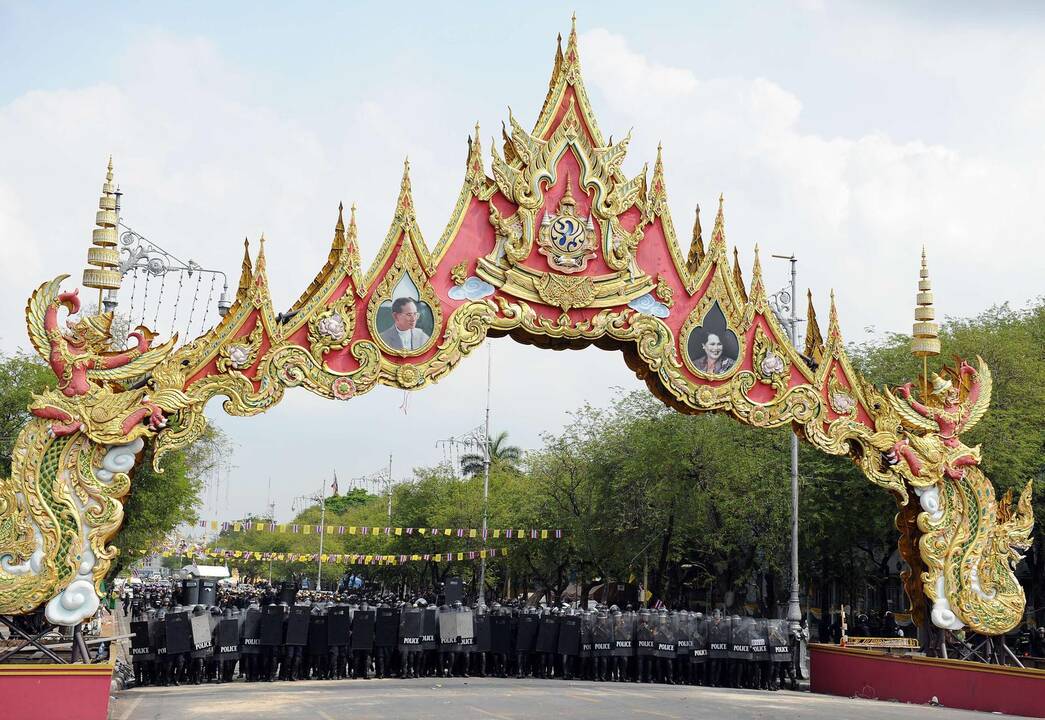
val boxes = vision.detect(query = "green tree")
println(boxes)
[460,430,522,477]
[0,352,56,476]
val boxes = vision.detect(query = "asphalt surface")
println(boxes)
[111,676,1026,720]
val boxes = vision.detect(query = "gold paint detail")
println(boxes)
[450,261,469,286]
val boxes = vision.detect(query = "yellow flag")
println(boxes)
[349,526,357,535]
[443,528,451,536]
[326,525,334,535]
[278,524,287,533]
[303,525,311,535]
[394,528,402,536]
[233,522,242,532]
[469,529,477,538]
[541,530,548,539]
[493,529,501,539]
[457,552,464,561]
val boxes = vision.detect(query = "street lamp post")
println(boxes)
[771,254,803,635]
[477,344,492,608]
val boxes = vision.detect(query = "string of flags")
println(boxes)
[194,520,563,540]
[154,545,509,565]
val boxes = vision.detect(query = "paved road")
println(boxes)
[112,677,1024,720]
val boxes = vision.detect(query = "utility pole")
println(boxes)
[772,253,802,635]
[477,344,492,608]
[317,476,327,591]
[387,454,393,522]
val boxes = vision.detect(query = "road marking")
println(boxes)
[112,696,142,720]
[632,709,681,719]
[467,705,514,720]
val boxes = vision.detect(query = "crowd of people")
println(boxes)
[125,579,800,691]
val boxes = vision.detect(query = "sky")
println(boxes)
[1,1,1043,523]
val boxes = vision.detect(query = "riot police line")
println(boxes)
[128,582,799,690]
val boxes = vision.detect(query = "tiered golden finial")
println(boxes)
[686,204,705,274]
[912,246,941,396]
[82,157,122,310]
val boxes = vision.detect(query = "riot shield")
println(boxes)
[286,606,310,646]
[150,616,168,657]
[438,606,457,648]
[351,608,375,650]
[179,579,199,606]
[750,619,769,662]
[190,613,214,658]
[198,579,217,607]
[165,611,192,655]
[240,608,262,654]
[635,611,655,656]
[515,612,539,653]
[215,618,241,660]
[536,614,559,654]
[308,613,329,654]
[691,615,708,663]
[261,605,287,646]
[592,613,613,657]
[455,607,475,650]
[443,576,464,605]
[674,612,692,658]
[278,581,298,605]
[580,612,594,657]
[611,612,634,657]
[421,607,439,650]
[327,605,351,646]
[708,615,730,660]
[557,614,581,656]
[130,620,154,662]
[375,607,401,648]
[489,613,511,654]
[653,612,676,659]
[729,616,755,661]
[399,608,423,652]
[474,613,491,652]
[768,619,791,663]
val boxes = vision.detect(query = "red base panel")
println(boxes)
[810,643,1045,718]
[0,662,113,720]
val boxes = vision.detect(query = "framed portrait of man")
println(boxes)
[373,274,437,355]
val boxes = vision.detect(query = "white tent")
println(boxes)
[180,564,230,579]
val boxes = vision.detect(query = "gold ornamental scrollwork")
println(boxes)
[752,325,791,394]
[217,320,264,373]
[308,293,356,362]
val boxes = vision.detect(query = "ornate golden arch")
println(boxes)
[0,20,1032,635]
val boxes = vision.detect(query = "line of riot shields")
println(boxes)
[129,598,797,690]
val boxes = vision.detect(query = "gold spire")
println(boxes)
[709,194,726,249]
[749,244,765,300]
[82,157,122,303]
[686,204,705,274]
[466,122,485,193]
[804,289,825,364]
[732,247,748,303]
[564,12,579,69]
[828,289,841,341]
[238,238,253,292]
[395,157,416,223]
[255,233,267,276]
[912,246,941,358]
[348,202,358,244]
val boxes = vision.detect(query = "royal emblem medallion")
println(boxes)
[537,179,597,273]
